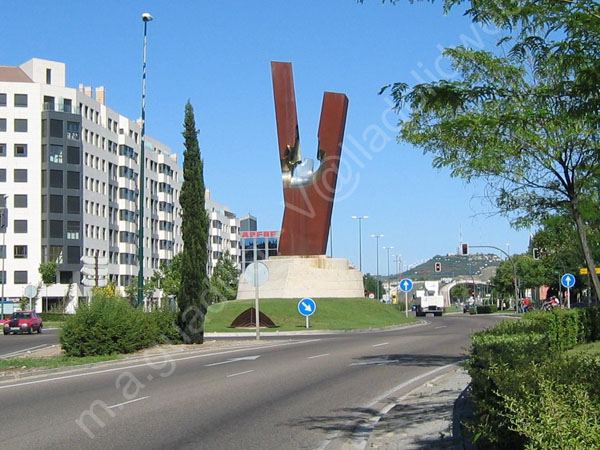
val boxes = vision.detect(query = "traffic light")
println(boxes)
[532,248,540,260]
[434,262,442,272]
[461,243,469,255]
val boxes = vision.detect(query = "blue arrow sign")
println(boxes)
[298,298,316,317]
[561,273,576,288]
[399,278,413,293]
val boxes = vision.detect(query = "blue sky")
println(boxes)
[2,0,531,275]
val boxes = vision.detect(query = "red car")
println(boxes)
[2,311,43,335]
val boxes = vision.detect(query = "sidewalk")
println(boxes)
[365,367,476,449]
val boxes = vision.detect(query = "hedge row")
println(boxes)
[465,307,600,449]
[60,295,181,357]
[469,305,498,314]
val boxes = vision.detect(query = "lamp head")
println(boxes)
[142,13,153,22]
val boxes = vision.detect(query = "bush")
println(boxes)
[60,295,181,357]
[465,307,600,448]
[501,356,600,449]
[465,331,554,448]
[477,305,498,314]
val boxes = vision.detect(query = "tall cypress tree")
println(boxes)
[177,101,210,344]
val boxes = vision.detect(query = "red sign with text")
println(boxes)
[241,231,279,238]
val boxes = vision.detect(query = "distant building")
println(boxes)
[205,190,242,276]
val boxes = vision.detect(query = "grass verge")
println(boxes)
[0,354,122,372]
[205,297,415,332]
[567,340,600,358]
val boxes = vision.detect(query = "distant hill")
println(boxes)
[379,253,502,282]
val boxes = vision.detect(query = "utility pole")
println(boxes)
[371,234,384,299]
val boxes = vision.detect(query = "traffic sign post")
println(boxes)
[561,273,575,309]
[24,285,37,310]
[298,298,316,328]
[244,262,269,340]
[399,278,413,317]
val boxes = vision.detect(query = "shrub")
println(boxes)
[476,305,497,314]
[60,295,164,357]
[501,355,600,449]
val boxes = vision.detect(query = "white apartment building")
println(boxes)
[205,190,241,276]
[0,58,182,312]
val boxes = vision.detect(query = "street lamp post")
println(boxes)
[0,195,7,319]
[137,12,153,308]
[371,234,384,300]
[383,246,394,302]
[351,216,368,272]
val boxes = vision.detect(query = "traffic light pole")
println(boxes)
[469,245,518,313]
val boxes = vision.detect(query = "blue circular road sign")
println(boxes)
[399,278,413,293]
[561,273,576,289]
[298,298,316,317]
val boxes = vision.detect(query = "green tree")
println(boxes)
[38,261,57,311]
[124,276,155,306]
[363,273,384,299]
[209,252,240,303]
[159,252,183,298]
[371,0,600,300]
[177,101,210,344]
[450,284,470,302]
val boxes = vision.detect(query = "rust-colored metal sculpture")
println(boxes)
[271,61,349,256]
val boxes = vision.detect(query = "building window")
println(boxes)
[50,119,63,138]
[14,144,27,157]
[14,119,27,132]
[67,146,80,165]
[67,196,80,214]
[0,94,6,106]
[49,145,63,163]
[49,246,63,263]
[14,245,27,259]
[0,143,5,156]
[66,122,79,141]
[14,220,27,233]
[14,169,27,182]
[67,246,80,264]
[46,68,52,84]
[50,170,63,188]
[49,195,63,213]
[0,271,4,284]
[14,94,27,107]
[0,245,5,259]
[0,169,5,182]
[0,119,5,131]
[67,171,80,189]
[59,271,73,284]
[66,221,80,240]
[14,271,27,284]
[14,194,27,208]
[50,220,63,238]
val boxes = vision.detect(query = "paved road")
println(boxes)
[0,328,59,359]
[0,314,502,449]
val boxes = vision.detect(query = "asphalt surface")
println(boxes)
[0,314,501,449]
[0,328,59,359]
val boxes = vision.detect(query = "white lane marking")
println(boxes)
[307,353,329,359]
[0,339,322,390]
[227,370,254,378]
[372,342,389,347]
[434,326,447,329]
[204,355,260,367]
[108,396,150,410]
[317,363,458,450]
[0,344,49,359]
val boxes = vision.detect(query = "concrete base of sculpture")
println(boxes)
[236,255,365,300]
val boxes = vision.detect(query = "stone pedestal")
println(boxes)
[236,255,365,300]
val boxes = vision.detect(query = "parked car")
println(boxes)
[3,311,43,335]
